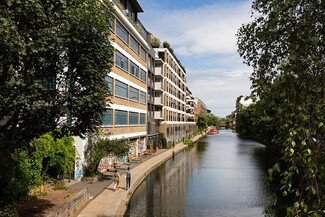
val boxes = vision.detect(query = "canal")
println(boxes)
[124,130,272,217]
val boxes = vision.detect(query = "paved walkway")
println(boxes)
[69,135,202,217]
[68,149,167,199]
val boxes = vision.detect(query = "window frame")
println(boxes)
[115,80,128,99]
[130,36,139,54]
[130,61,139,78]
[140,90,146,104]
[129,86,139,102]
[116,20,129,44]
[115,110,128,125]
[140,113,146,125]
[115,50,128,72]
[102,108,113,126]
[129,112,139,125]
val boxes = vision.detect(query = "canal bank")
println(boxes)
[77,134,203,217]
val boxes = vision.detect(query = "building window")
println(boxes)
[140,68,146,83]
[116,21,128,44]
[115,110,127,125]
[130,36,139,54]
[105,76,113,94]
[129,112,138,125]
[140,47,146,61]
[130,61,139,78]
[140,91,146,104]
[108,17,114,31]
[129,86,138,102]
[115,50,128,71]
[115,80,128,99]
[102,108,113,125]
[140,113,146,124]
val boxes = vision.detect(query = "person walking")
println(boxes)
[113,169,120,191]
[125,167,131,190]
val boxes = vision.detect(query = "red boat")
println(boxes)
[207,129,218,135]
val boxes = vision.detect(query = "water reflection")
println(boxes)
[124,130,271,217]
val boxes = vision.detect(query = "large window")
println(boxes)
[108,18,114,30]
[102,108,113,125]
[115,110,127,125]
[140,69,146,82]
[129,86,138,102]
[115,80,128,98]
[116,21,128,44]
[140,47,146,61]
[130,36,139,54]
[140,113,146,124]
[129,112,138,125]
[115,50,128,71]
[106,76,113,94]
[130,61,139,78]
[140,91,146,104]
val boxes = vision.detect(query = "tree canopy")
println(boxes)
[0,0,114,150]
[237,0,324,215]
[0,0,114,205]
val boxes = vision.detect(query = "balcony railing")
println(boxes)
[113,0,148,42]
[154,97,163,105]
[154,82,163,91]
[155,67,164,77]
[154,111,164,120]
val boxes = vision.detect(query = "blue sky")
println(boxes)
[138,0,254,117]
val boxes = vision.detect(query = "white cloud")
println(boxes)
[140,1,252,56]
[187,70,252,116]
[138,0,254,117]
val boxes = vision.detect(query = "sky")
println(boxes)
[137,0,254,117]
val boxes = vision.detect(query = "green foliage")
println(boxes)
[237,0,325,215]
[0,132,75,205]
[207,114,221,128]
[84,132,129,175]
[52,180,67,190]
[0,204,19,217]
[192,126,201,136]
[225,115,233,129]
[197,113,208,132]
[157,132,167,149]
[0,0,114,149]
[0,0,113,205]
[184,138,194,148]
[151,36,160,48]
[196,113,221,132]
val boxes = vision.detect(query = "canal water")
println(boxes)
[124,130,272,217]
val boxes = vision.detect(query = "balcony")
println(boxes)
[154,111,164,120]
[155,66,164,78]
[154,97,163,106]
[113,0,148,42]
[154,81,163,91]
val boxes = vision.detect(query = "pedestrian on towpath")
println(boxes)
[125,167,131,190]
[113,169,120,191]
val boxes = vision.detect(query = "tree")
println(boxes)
[196,113,208,132]
[2,131,75,203]
[151,36,160,48]
[237,0,325,215]
[0,0,114,149]
[206,114,221,129]
[0,0,114,204]
[84,132,129,176]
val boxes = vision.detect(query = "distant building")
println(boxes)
[194,98,208,122]
[154,47,192,142]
